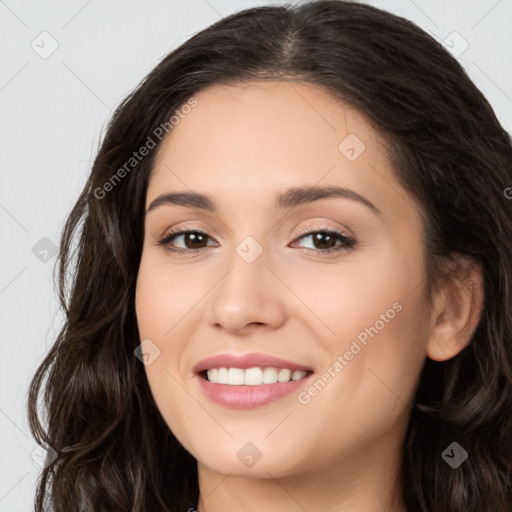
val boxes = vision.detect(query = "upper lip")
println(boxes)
[193,352,314,374]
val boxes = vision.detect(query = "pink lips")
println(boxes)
[193,352,314,409]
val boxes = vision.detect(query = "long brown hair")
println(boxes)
[27,1,512,510]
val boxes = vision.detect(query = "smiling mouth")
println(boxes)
[200,367,314,385]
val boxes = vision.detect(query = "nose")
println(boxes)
[206,243,287,335]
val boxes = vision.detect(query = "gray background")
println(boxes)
[1,0,511,509]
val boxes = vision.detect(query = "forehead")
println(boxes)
[155,80,385,161]
[147,80,415,224]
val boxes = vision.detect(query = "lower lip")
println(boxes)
[196,374,313,409]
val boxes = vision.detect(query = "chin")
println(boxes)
[190,436,310,478]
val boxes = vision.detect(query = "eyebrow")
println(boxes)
[146,186,381,216]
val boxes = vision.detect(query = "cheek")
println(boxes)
[292,246,429,416]
[135,253,203,340]
[288,246,424,349]
[143,362,205,457]
[135,262,196,447]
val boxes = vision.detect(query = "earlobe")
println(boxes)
[426,256,484,362]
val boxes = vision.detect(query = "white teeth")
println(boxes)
[217,367,228,384]
[244,367,263,385]
[263,367,278,384]
[208,368,218,383]
[278,368,292,382]
[205,366,310,385]
[227,367,245,385]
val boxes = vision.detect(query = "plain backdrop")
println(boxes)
[1,0,511,509]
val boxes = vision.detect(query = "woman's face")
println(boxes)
[135,80,433,480]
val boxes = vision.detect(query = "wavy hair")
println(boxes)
[27,1,512,510]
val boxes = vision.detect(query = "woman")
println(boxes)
[27,1,512,511]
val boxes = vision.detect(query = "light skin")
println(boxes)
[135,80,484,511]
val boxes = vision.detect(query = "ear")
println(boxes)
[426,256,484,362]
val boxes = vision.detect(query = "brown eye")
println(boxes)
[171,232,208,249]
[291,226,356,254]
[158,227,216,255]
[309,232,338,250]
[158,225,356,256]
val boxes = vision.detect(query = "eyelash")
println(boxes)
[158,223,356,257]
